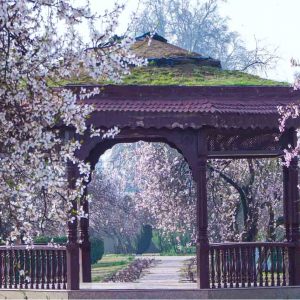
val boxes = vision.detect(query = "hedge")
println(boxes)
[33,235,104,264]
[136,224,152,254]
[34,236,67,244]
[90,237,104,264]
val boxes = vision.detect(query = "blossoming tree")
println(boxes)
[0,0,143,244]
[88,161,144,253]
[92,142,284,250]
[278,59,300,165]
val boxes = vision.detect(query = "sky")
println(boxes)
[219,0,300,83]
[88,0,300,83]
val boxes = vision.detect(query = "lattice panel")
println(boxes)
[207,131,280,152]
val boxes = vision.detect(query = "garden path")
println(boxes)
[81,255,197,289]
[137,255,194,287]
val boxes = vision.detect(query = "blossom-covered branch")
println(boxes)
[0,0,144,244]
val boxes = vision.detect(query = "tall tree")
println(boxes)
[133,0,277,73]
[95,142,284,245]
[88,161,144,253]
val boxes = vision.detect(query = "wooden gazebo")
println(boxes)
[1,33,300,293]
[0,84,299,292]
[63,84,300,289]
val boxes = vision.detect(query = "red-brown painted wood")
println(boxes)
[282,247,287,286]
[2,84,294,292]
[209,242,293,288]
[41,250,45,289]
[66,159,80,290]
[195,131,209,289]
[35,250,39,289]
[282,129,300,286]
[0,246,67,290]
[57,250,62,290]
[79,192,92,283]
[228,248,233,288]
[62,250,67,289]
[216,249,221,288]
[210,248,216,288]
[252,247,257,287]
[235,247,240,288]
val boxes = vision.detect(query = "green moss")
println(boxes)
[54,64,288,87]
[120,65,288,86]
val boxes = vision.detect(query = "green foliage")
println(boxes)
[92,260,129,268]
[136,224,153,254]
[34,236,67,244]
[92,256,133,268]
[33,236,103,264]
[90,237,104,264]
[152,230,196,255]
[91,254,133,282]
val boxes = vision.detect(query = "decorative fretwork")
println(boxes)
[207,130,280,153]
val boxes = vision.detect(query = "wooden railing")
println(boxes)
[209,242,293,288]
[0,245,67,289]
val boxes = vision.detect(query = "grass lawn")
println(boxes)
[91,254,134,282]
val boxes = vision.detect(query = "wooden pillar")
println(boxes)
[285,157,300,286]
[282,164,291,242]
[282,129,300,286]
[195,130,209,289]
[79,191,92,283]
[66,161,80,290]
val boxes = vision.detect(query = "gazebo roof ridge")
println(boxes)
[68,84,299,100]
[66,85,300,126]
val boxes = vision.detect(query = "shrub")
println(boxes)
[152,230,196,255]
[136,224,152,254]
[90,237,104,264]
[34,236,67,244]
[33,235,104,264]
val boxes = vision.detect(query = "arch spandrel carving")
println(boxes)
[75,127,199,173]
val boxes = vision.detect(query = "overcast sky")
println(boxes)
[89,0,300,83]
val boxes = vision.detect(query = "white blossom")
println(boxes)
[0,0,145,243]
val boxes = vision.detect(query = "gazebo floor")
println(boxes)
[81,282,197,289]
[1,286,300,299]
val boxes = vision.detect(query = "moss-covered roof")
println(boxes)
[64,64,287,86]
[121,65,287,86]
[63,34,288,87]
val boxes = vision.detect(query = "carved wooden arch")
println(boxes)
[75,127,200,178]
[66,84,300,289]
[76,127,201,283]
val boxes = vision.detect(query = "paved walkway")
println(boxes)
[81,255,197,290]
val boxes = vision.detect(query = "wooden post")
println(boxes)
[282,129,300,286]
[282,164,291,242]
[195,130,210,289]
[79,193,92,283]
[287,156,300,286]
[66,161,80,290]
